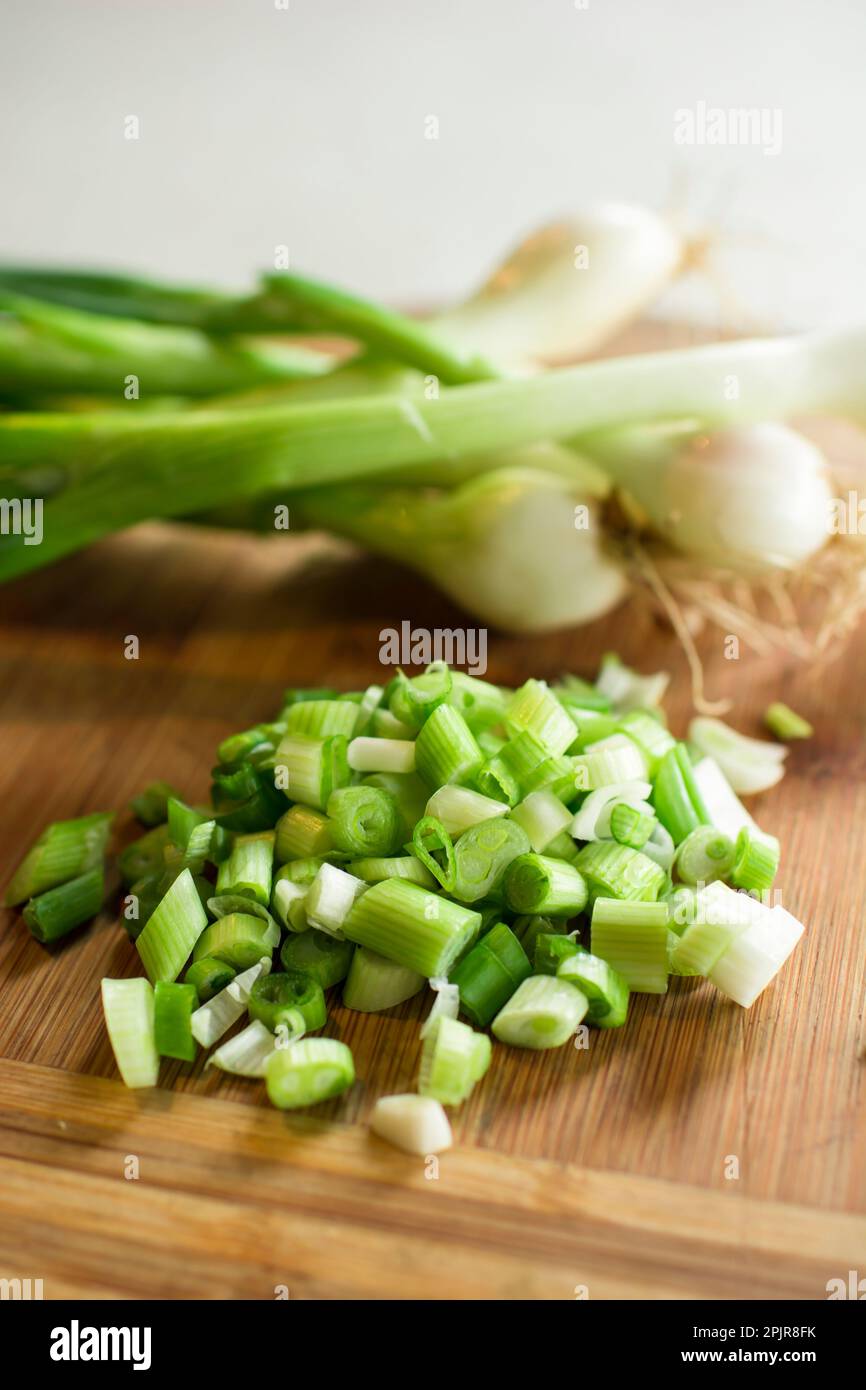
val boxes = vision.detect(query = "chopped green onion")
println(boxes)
[101,977,160,1088]
[249,970,326,1032]
[575,839,666,903]
[533,932,581,976]
[23,866,104,943]
[674,826,735,885]
[274,805,334,862]
[554,673,613,712]
[5,811,113,905]
[450,922,531,1028]
[663,884,699,936]
[388,663,452,730]
[274,855,331,886]
[451,818,531,904]
[370,708,415,740]
[282,699,359,739]
[184,955,236,1002]
[418,1016,491,1106]
[669,880,762,976]
[353,684,385,736]
[491,975,588,1049]
[596,654,669,712]
[347,855,436,888]
[130,781,182,827]
[347,736,417,774]
[326,786,401,857]
[370,1094,453,1155]
[708,902,804,1007]
[410,816,457,892]
[545,830,581,863]
[509,790,573,853]
[192,911,279,971]
[272,877,310,932]
[265,1037,355,1110]
[280,929,354,989]
[503,852,588,916]
[690,756,758,842]
[190,957,271,1047]
[136,867,208,983]
[274,733,350,810]
[511,914,568,962]
[730,827,781,893]
[215,831,274,905]
[573,733,648,791]
[424,785,509,838]
[206,893,279,932]
[764,702,813,741]
[557,950,629,1027]
[616,709,676,773]
[639,822,676,874]
[414,704,483,789]
[591,897,669,994]
[609,801,655,850]
[362,771,428,840]
[420,976,460,1038]
[343,878,480,977]
[566,709,621,751]
[506,679,577,757]
[447,672,509,733]
[153,981,198,1061]
[305,863,367,936]
[342,947,425,1012]
[688,718,787,795]
[208,1019,277,1077]
[651,744,711,844]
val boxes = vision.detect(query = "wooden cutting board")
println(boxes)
[1,395,865,1300]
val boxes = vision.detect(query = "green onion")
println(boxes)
[305,863,367,936]
[272,877,309,932]
[342,947,425,1012]
[554,674,612,713]
[389,664,453,730]
[206,893,279,932]
[414,704,483,789]
[590,897,669,994]
[708,902,805,1007]
[342,878,480,977]
[730,827,781,894]
[418,1016,491,1106]
[190,957,271,1047]
[193,912,279,971]
[280,929,354,989]
[410,816,457,892]
[208,1020,277,1077]
[130,781,182,827]
[22,867,103,943]
[215,831,274,905]
[575,840,666,904]
[274,805,334,862]
[265,1037,355,1110]
[511,913,568,961]
[249,970,326,1032]
[503,853,588,916]
[545,829,581,863]
[451,818,531,904]
[688,718,787,796]
[346,855,436,888]
[362,771,428,840]
[184,955,236,1002]
[282,699,359,739]
[609,801,655,850]
[509,790,573,853]
[571,779,655,844]
[347,736,417,774]
[424,785,509,838]
[566,709,621,750]
[533,932,581,976]
[370,1094,453,1155]
[651,744,711,844]
[764,702,813,741]
[136,868,208,983]
[557,950,629,1027]
[447,672,509,732]
[5,811,112,906]
[491,975,588,1049]
[615,709,676,773]
[370,709,415,740]
[573,733,648,791]
[664,884,699,936]
[218,722,284,765]
[101,977,160,1089]
[506,679,577,757]
[450,922,531,1028]
[596,654,670,712]
[674,826,735,885]
[274,733,350,811]
[352,684,385,736]
[669,881,761,976]
[326,786,401,857]
[153,981,198,1062]
[690,756,759,842]
[274,855,331,887]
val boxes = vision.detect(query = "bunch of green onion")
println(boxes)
[4,659,809,1156]
[0,202,861,638]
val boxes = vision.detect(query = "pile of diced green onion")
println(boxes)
[3,658,806,1156]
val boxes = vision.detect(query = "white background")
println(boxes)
[1,0,864,328]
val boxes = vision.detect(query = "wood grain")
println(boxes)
[0,337,864,1297]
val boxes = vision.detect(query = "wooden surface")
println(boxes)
[1,467,865,1300]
